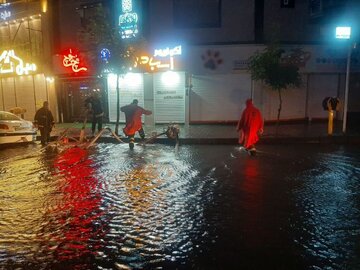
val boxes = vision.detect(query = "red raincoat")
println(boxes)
[237,99,263,149]
[121,103,152,136]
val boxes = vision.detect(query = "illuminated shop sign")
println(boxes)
[134,45,182,71]
[0,3,11,21]
[119,0,138,39]
[0,50,37,76]
[100,48,111,63]
[62,49,88,73]
[154,46,182,57]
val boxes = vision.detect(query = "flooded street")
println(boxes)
[0,143,359,270]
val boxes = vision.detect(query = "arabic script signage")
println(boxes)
[0,3,11,21]
[134,45,182,71]
[0,50,37,76]
[62,49,88,73]
[119,0,139,39]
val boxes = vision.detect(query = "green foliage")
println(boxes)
[248,45,302,126]
[77,4,145,74]
[248,45,302,91]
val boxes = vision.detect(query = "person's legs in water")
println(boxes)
[138,128,145,139]
[128,134,135,149]
[246,144,257,156]
[97,115,103,133]
[45,126,51,144]
[91,115,96,136]
[39,127,46,145]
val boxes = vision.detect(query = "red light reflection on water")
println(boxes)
[240,157,265,247]
[52,147,104,262]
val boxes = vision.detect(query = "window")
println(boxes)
[173,0,221,28]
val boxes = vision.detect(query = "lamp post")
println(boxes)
[335,26,352,133]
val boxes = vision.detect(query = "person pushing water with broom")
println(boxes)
[121,99,152,149]
[84,92,104,138]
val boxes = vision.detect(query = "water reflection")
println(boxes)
[51,147,103,267]
[291,148,360,270]
[240,157,264,248]
[0,146,58,267]
[0,144,359,269]
[89,144,212,269]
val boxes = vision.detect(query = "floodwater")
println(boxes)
[0,143,359,270]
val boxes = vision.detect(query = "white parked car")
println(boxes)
[0,111,37,144]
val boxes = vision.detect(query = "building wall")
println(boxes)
[147,0,255,45]
[146,0,326,45]
[263,0,319,43]
[0,0,57,121]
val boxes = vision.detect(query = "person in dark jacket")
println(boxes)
[121,99,152,149]
[34,101,55,145]
[85,92,104,136]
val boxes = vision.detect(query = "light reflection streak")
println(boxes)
[239,157,266,247]
[0,149,58,261]
[51,147,105,263]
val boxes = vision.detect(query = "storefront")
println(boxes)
[0,1,57,121]
[53,49,106,123]
[184,44,360,123]
[106,45,187,124]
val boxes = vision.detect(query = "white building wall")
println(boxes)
[190,74,251,122]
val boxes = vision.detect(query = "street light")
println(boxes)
[335,26,352,133]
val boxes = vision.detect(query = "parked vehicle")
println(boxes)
[0,111,37,144]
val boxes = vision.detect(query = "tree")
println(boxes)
[77,4,145,135]
[248,45,302,128]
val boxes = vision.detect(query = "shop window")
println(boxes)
[173,0,221,28]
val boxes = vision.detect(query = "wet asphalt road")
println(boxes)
[0,142,359,270]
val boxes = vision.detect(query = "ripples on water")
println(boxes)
[0,144,220,270]
[289,148,360,270]
[0,144,359,269]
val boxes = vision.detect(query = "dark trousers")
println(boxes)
[92,115,103,134]
[39,127,51,144]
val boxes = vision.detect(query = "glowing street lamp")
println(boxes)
[335,26,352,133]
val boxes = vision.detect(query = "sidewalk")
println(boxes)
[49,121,360,145]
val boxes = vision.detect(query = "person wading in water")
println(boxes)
[236,99,264,155]
[121,99,152,149]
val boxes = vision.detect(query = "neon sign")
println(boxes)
[0,3,11,21]
[62,49,88,73]
[100,48,111,63]
[0,50,37,76]
[119,0,138,39]
[154,46,182,57]
[134,45,182,71]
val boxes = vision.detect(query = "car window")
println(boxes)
[0,112,21,121]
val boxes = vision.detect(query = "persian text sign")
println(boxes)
[0,3,11,21]
[63,49,88,73]
[0,50,37,76]
[134,45,182,71]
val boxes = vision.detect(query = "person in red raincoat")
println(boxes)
[236,99,264,152]
[121,99,152,149]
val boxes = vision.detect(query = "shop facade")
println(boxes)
[0,0,57,122]
[184,44,360,123]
